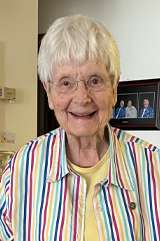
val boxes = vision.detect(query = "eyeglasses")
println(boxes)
[48,76,109,93]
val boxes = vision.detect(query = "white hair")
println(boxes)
[38,14,121,88]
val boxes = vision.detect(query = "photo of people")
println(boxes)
[125,100,137,118]
[110,80,159,129]
[113,92,155,119]
[114,93,138,119]
[114,100,125,118]
[138,92,155,118]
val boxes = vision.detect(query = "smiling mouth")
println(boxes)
[70,111,96,117]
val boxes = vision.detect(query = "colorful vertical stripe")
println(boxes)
[0,125,160,240]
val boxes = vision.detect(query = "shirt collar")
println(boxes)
[47,125,134,191]
[46,127,70,182]
[103,124,134,191]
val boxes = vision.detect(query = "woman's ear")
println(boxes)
[112,77,120,107]
[42,81,54,110]
[42,81,48,92]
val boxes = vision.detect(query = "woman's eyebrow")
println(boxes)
[87,72,108,79]
[54,73,72,80]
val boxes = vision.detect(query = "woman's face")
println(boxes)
[43,60,118,138]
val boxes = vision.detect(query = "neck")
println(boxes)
[66,130,109,168]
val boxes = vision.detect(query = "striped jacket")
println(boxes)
[0,125,160,241]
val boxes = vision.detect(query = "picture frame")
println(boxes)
[110,78,160,130]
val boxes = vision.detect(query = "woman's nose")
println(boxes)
[73,81,91,105]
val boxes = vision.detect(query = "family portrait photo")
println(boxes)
[113,92,155,119]
[110,79,160,130]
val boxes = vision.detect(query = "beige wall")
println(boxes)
[0,0,38,152]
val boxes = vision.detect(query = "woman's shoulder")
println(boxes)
[111,126,160,153]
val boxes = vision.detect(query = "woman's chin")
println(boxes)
[65,125,105,139]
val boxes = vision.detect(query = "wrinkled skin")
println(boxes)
[43,60,119,167]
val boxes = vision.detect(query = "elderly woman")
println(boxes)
[1,14,160,241]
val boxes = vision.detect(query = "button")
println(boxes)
[129,202,136,210]
[98,206,103,212]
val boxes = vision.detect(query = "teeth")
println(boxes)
[73,113,90,117]
[71,112,95,117]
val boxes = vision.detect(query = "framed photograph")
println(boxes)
[110,79,160,130]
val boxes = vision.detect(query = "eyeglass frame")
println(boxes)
[47,76,110,93]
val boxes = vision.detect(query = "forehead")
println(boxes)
[53,60,109,78]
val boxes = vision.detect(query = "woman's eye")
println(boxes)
[58,78,71,87]
[92,78,99,84]
[90,77,102,85]
[62,81,69,86]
